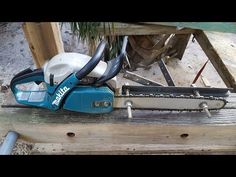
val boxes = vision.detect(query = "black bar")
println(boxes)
[157,59,175,86]
[122,85,232,97]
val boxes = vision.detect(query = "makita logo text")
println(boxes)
[52,86,70,106]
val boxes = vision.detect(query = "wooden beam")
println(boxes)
[31,143,236,155]
[1,113,236,154]
[99,23,195,36]
[140,22,236,34]
[22,22,64,68]
[1,92,236,154]
[194,30,236,91]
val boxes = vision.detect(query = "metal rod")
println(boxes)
[124,83,133,118]
[123,70,164,86]
[191,84,212,118]
[125,55,131,69]
[200,103,212,118]
[1,104,36,108]
[0,131,19,155]
[192,60,209,84]
[126,101,133,118]
[157,58,175,86]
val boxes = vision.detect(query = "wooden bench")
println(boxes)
[1,91,236,154]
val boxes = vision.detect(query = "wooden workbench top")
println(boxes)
[0,91,236,154]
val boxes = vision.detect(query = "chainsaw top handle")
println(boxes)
[95,36,128,86]
[75,36,128,83]
[75,40,108,80]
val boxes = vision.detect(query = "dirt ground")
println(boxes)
[0,138,33,155]
[0,23,236,154]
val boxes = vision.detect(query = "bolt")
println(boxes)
[200,102,212,118]
[125,101,133,118]
[103,101,110,107]
[193,90,200,97]
[94,102,100,107]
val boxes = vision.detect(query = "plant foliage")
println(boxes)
[68,22,123,59]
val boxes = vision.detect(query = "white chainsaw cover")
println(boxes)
[43,52,117,89]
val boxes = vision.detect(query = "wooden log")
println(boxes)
[194,30,236,91]
[22,22,64,68]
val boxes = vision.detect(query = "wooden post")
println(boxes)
[194,30,236,91]
[22,22,64,68]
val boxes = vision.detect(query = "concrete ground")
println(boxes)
[0,22,236,154]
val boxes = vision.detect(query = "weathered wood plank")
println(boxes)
[1,118,236,154]
[139,22,236,34]
[1,92,236,154]
[31,143,236,155]
[22,22,64,68]
[1,91,236,125]
[1,94,236,143]
[194,30,236,91]
[1,113,236,144]
[99,23,195,36]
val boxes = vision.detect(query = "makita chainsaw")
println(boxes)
[10,36,231,118]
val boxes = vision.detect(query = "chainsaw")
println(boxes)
[10,36,231,118]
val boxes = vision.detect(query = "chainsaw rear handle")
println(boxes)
[75,40,108,80]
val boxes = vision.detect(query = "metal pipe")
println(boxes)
[0,131,19,155]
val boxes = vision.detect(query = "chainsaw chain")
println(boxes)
[115,93,228,112]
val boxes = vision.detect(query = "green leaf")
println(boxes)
[66,22,121,59]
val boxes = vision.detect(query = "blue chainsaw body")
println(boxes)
[63,85,113,113]
[12,73,114,113]
[10,37,128,114]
